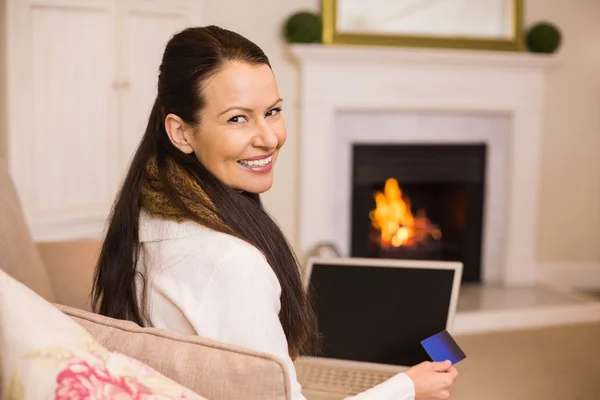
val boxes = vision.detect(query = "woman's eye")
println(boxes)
[228,115,248,123]
[266,107,282,117]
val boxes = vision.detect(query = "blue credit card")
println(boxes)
[421,330,466,365]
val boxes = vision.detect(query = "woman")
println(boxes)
[92,26,458,400]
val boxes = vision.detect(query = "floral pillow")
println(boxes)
[0,269,208,400]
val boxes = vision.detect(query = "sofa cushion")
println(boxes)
[59,305,291,400]
[0,159,56,302]
[0,269,208,400]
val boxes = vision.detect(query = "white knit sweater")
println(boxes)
[137,210,415,400]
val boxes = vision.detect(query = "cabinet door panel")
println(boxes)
[119,1,200,174]
[16,1,119,239]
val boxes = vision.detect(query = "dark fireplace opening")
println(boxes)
[351,144,486,282]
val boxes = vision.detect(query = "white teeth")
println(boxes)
[238,156,272,167]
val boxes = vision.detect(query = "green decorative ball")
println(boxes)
[526,22,562,54]
[283,11,322,44]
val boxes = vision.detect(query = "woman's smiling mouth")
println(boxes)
[237,153,274,174]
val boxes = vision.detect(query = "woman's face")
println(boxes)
[166,61,286,194]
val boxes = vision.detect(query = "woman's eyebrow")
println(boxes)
[218,98,283,117]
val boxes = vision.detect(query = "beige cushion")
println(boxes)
[0,159,56,302]
[37,239,102,310]
[59,305,291,400]
[0,269,208,400]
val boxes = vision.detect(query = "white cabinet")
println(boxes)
[4,0,202,241]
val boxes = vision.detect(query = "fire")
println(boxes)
[369,178,442,248]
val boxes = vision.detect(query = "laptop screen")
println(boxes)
[306,260,457,367]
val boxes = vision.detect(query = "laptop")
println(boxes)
[296,257,463,397]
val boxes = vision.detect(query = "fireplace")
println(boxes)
[350,144,486,282]
[292,44,554,286]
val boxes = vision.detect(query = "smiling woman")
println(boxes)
[200,73,283,190]
[91,25,458,400]
[91,25,316,354]
[164,61,286,194]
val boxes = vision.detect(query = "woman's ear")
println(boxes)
[165,113,194,154]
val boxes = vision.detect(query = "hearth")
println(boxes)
[351,144,486,282]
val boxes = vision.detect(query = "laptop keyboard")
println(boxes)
[296,362,398,395]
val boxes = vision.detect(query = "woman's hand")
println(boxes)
[405,360,458,400]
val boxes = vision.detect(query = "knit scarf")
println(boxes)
[140,156,300,360]
[141,156,232,235]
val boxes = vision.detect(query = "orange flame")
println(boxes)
[369,178,441,248]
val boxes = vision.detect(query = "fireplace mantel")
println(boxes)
[289,44,558,69]
[290,44,559,286]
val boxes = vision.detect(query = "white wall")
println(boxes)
[529,0,600,263]
[202,0,600,267]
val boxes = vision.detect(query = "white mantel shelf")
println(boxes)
[289,44,560,70]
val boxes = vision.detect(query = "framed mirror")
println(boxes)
[322,0,524,51]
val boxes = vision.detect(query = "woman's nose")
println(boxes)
[253,123,279,149]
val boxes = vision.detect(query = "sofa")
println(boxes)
[0,159,291,400]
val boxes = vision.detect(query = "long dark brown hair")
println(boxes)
[91,26,319,357]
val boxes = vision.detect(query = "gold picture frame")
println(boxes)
[322,0,524,52]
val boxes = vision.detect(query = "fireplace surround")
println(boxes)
[291,44,557,286]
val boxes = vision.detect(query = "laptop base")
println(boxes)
[296,358,401,396]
